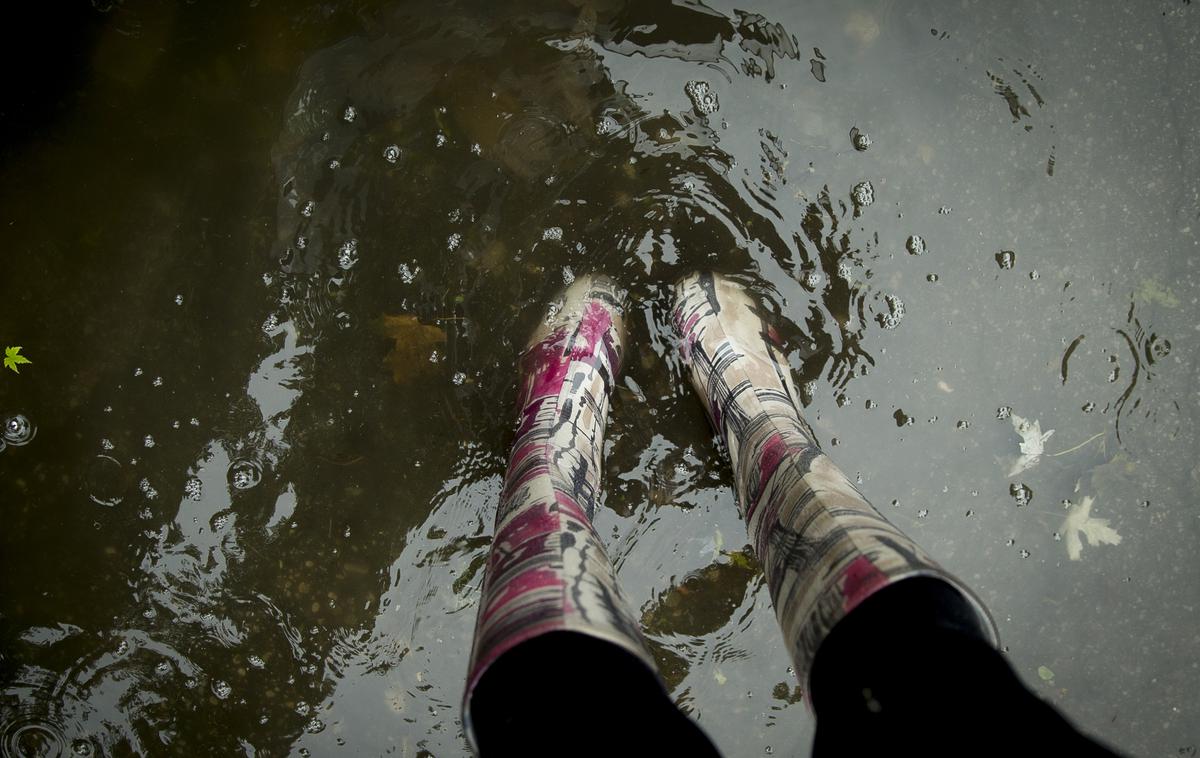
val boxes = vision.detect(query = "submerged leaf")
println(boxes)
[1008,413,1054,476]
[377,314,446,384]
[1061,495,1122,561]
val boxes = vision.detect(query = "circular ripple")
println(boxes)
[227,459,263,491]
[2,413,36,447]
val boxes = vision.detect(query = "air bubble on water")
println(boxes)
[917,508,929,518]
[139,478,158,500]
[301,200,315,217]
[956,420,970,430]
[891,499,900,507]
[337,239,359,270]
[1081,401,1095,413]
[189,417,199,427]
[143,435,155,448]
[134,367,145,377]
[398,263,419,283]
[262,313,280,333]
[1006,538,1015,546]
[101,438,114,450]
[116,640,129,656]
[685,80,719,115]
[542,227,563,241]
[142,607,157,619]
[429,349,440,363]
[1052,532,1061,541]
[212,680,232,700]
[435,133,447,147]
[996,406,1012,420]
[965,509,975,517]
[1138,499,1150,509]
[248,654,265,669]
[211,513,228,530]
[1029,270,1040,280]
[470,143,482,156]
[155,661,172,676]
[295,701,311,717]
[561,266,575,285]
[906,235,926,255]
[228,459,263,491]
[447,233,462,251]
[865,400,876,410]
[850,127,872,151]
[103,405,112,413]
[927,273,939,283]
[174,294,184,306]
[995,250,1015,270]
[938,206,952,215]
[185,477,202,501]
[804,271,822,289]
[72,739,94,756]
[335,311,352,330]
[596,116,619,135]
[1009,483,1032,507]
[295,235,307,250]
[894,409,913,427]
[851,181,875,207]
[837,262,853,280]
[343,106,357,122]
[328,158,340,169]
[304,718,326,734]
[383,144,401,164]
[1107,367,1119,383]
[152,376,163,387]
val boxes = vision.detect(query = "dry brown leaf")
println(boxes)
[377,314,446,384]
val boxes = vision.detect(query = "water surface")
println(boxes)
[2,1,1198,755]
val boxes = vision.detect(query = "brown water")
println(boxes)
[1,1,1198,755]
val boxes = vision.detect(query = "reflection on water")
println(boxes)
[1,0,1198,755]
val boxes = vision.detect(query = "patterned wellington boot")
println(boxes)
[671,272,998,690]
[463,275,715,754]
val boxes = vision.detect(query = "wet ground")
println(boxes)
[1,0,1198,755]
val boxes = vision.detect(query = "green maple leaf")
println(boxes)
[4,346,32,374]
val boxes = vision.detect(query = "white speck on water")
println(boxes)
[152,376,163,387]
[343,106,357,122]
[542,227,563,241]
[398,263,419,283]
[435,133,447,147]
[174,294,184,305]
[185,477,202,501]
[470,143,482,156]
[383,144,401,164]
[213,680,232,700]
[337,239,359,270]
[447,233,462,251]
[301,200,315,217]
[328,158,340,170]
[134,368,143,377]
[101,439,114,451]
[143,435,155,448]
[140,478,158,500]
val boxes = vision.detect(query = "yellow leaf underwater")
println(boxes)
[377,314,446,384]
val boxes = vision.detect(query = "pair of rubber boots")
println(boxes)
[463,272,996,745]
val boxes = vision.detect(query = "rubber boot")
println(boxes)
[671,272,998,690]
[462,275,662,749]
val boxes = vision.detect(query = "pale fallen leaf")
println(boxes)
[1061,495,1122,561]
[377,314,446,384]
[1008,414,1054,476]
